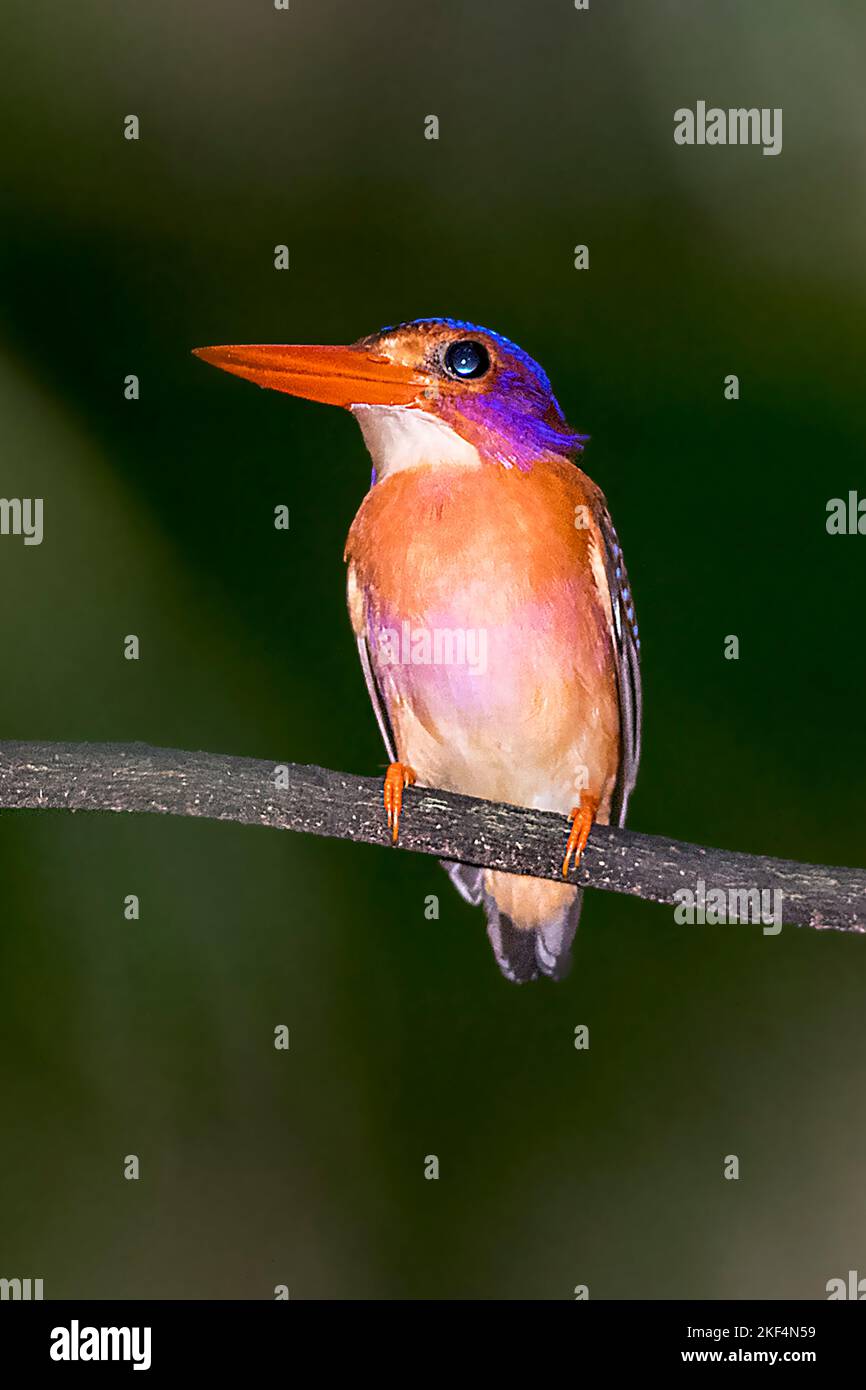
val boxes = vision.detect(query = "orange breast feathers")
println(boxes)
[344,457,622,816]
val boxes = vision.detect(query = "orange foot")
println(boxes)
[384,762,417,843]
[561,792,600,878]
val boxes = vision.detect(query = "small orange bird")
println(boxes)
[194,318,641,982]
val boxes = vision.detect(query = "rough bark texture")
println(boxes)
[0,740,863,932]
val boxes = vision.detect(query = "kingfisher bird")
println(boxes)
[194,318,641,982]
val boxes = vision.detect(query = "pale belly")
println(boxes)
[346,458,622,821]
[358,585,620,818]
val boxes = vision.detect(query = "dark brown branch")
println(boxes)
[0,741,863,933]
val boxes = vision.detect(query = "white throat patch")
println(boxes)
[351,404,481,479]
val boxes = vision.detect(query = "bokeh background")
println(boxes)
[1,0,864,1299]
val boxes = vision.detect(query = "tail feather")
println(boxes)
[485,897,543,983]
[440,859,484,907]
[483,874,583,984]
[532,895,583,980]
[440,862,583,983]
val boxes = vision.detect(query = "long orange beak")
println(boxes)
[192,342,427,409]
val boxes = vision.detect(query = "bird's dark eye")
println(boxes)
[443,340,490,380]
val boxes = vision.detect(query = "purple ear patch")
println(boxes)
[370,466,377,488]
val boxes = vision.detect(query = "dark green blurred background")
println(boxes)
[1,0,864,1299]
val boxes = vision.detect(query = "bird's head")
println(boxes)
[193,317,586,476]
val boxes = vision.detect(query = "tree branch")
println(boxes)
[0,740,863,933]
